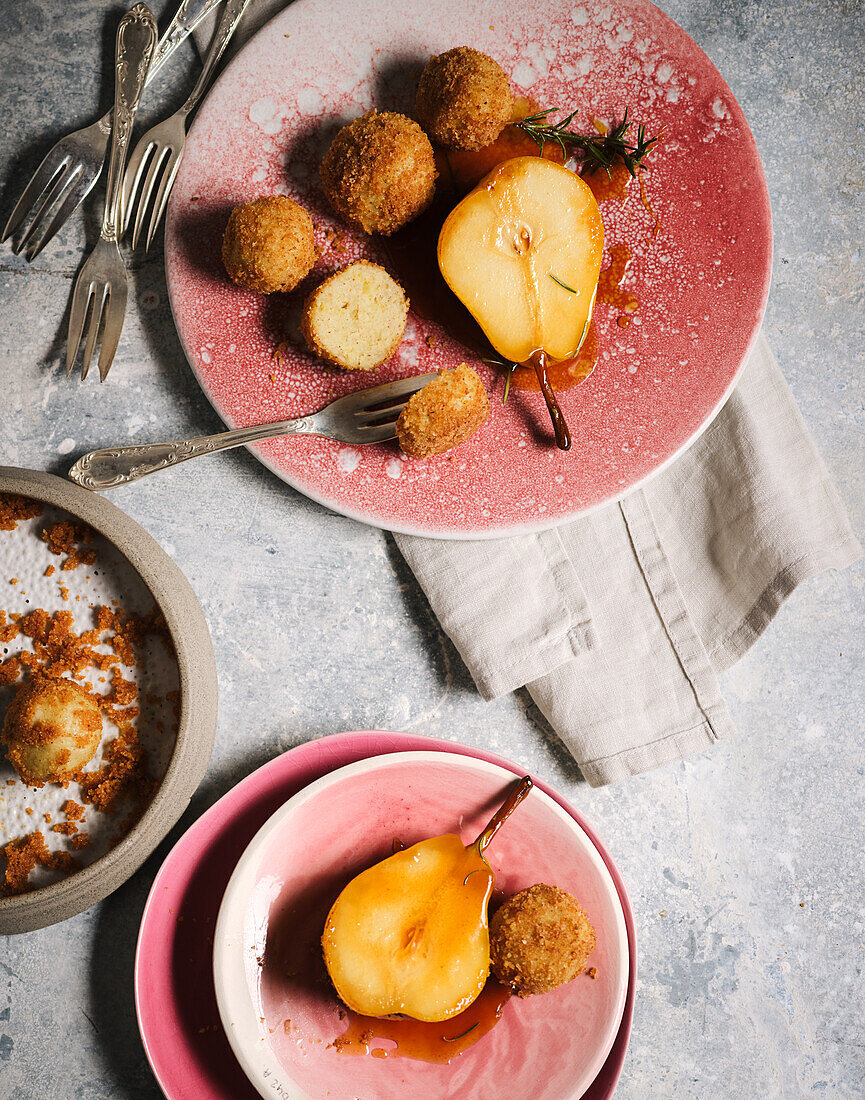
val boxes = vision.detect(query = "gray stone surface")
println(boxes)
[0,1,862,1097]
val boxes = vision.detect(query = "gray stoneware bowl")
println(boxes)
[0,467,218,934]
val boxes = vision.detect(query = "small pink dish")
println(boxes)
[135,732,637,1100]
[213,752,628,1100]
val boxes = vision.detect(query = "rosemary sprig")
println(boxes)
[549,272,577,293]
[481,355,518,405]
[516,107,661,179]
[443,1022,480,1042]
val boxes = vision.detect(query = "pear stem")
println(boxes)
[529,351,571,450]
[474,775,534,853]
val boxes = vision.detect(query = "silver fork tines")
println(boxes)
[66,5,157,381]
[123,120,185,250]
[123,0,253,251]
[4,132,103,260]
[1,0,222,262]
[66,242,128,380]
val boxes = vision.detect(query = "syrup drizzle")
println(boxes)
[331,980,511,1064]
[511,322,599,395]
[597,243,638,314]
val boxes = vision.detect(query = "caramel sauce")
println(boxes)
[332,980,511,1064]
[512,322,599,395]
[582,161,632,205]
[597,243,639,313]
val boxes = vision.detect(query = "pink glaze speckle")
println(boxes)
[165,0,771,538]
[135,732,637,1100]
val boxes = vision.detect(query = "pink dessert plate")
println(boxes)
[213,751,628,1100]
[135,732,637,1100]
[164,0,771,538]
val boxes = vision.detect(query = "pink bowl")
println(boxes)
[214,752,628,1099]
[135,732,637,1099]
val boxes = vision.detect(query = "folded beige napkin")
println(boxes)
[192,9,860,785]
[396,335,860,784]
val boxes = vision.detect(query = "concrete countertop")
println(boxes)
[0,1,862,1097]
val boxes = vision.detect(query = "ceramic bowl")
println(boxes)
[0,467,217,934]
[213,751,628,1100]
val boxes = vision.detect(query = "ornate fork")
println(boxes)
[1,0,222,262]
[66,4,158,382]
[123,0,253,251]
[67,374,441,490]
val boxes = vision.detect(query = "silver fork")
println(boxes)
[1,0,222,261]
[67,373,441,490]
[66,5,158,382]
[123,0,252,251]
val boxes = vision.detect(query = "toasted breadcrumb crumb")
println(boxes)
[0,494,43,531]
[41,520,97,571]
[0,831,80,896]
[0,510,175,896]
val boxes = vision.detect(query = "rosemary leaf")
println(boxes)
[516,107,661,180]
[443,1022,480,1043]
[549,273,577,293]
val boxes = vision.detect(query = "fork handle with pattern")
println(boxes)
[68,420,315,490]
[96,0,224,138]
[179,0,253,118]
[102,6,159,242]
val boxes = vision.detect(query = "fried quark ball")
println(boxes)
[301,261,409,371]
[319,111,437,236]
[222,194,315,294]
[2,677,103,788]
[490,884,597,997]
[396,364,490,458]
[415,47,514,151]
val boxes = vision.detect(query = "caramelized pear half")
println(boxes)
[322,834,494,1022]
[322,776,533,1023]
[438,156,604,364]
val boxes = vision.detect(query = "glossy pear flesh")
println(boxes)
[438,156,604,364]
[322,834,493,1022]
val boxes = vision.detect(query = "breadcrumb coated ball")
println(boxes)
[222,194,315,294]
[415,47,514,151]
[396,364,489,458]
[2,677,103,787]
[301,261,409,371]
[319,111,437,236]
[490,883,597,997]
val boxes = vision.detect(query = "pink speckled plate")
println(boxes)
[165,0,771,538]
[135,732,637,1100]
[214,751,628,1100]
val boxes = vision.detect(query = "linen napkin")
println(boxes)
[396,335,860,785]
[191,9,861,785]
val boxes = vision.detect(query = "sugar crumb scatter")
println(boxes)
[0,493,181,897]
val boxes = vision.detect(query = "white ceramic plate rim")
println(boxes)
[213,750,629,1100]
[164,0,772,541]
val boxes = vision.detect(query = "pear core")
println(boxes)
[438,156,604,364]
[322,833,494,1022]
